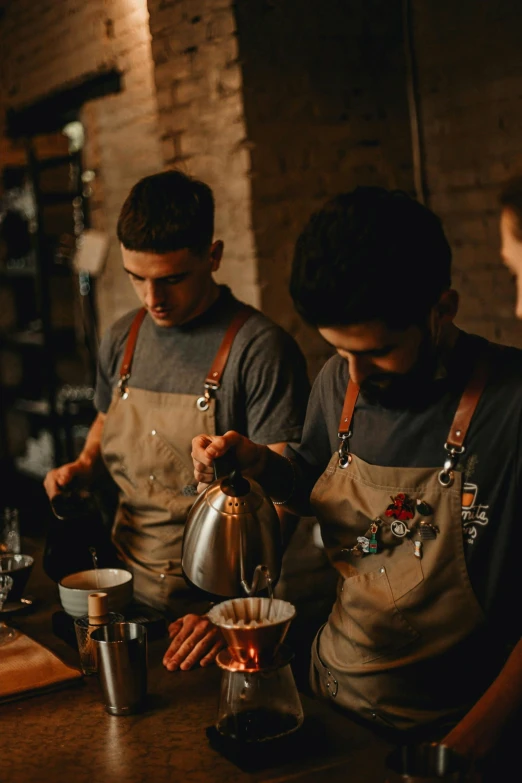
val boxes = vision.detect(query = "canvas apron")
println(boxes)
[310,350,492,731]
[101,306,253,612]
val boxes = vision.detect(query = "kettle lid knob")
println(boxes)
[221,469,250,498]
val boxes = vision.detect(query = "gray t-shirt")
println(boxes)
[95,286,310,445]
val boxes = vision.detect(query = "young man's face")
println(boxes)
[500,208,522,319]
[121,242,223,327]
[318,306,454,409]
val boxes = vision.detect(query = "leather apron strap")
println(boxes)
[205,306,254,387]
[337,345,492,485]
[118,308,147,397]
[118,304,254,403]
[197,305,255,411]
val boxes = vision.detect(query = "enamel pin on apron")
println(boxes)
[416,499,433,516]
[390,519,409,538]
[386,493,415,522]
[418,520,439,540]
[369,522,379,554]
[415,498,438,540]
[356,536,370,554]
[342,524,377,558]
[342,534,370,557]
[385,493,415,538]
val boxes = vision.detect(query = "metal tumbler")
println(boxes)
[91,621,147,715]
[385,743,471,782]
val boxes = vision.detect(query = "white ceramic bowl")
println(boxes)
[58,568,133,618]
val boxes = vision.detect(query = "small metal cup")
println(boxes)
[385,743,470,782]
[91,622,147,716]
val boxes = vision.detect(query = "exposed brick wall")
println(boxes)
[0,0,163,336]
[234,0,414,377]
[81,0,164,331]
[146,0,260,309]
[2,0,522,382]
[0,0,111,106]
[412,0,522,348]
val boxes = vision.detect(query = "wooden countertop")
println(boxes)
[1,539,393,783]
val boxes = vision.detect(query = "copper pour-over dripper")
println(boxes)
[208,597,296,670]
[209,597,304,744]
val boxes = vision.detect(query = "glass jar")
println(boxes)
[215,646,304,743]
[74,612,124,675]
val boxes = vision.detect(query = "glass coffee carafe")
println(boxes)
[208,597,304,744]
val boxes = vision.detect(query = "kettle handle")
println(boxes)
[213,448,239,480]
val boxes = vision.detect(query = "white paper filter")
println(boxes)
[208,597,296,628]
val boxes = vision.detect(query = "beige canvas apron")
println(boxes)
[101,306,253,613]
[310,350,492,731]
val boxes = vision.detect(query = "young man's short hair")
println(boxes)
[290,187,452,329]
[117,170,214,255]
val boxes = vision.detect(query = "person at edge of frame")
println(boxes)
[500,175,522,319]
[190,188,522,779]
[43,169,332,672]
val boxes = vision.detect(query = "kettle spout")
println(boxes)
[241,563,272,596]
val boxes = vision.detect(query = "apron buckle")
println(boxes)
[196,383,218,412]
[438,442,465,487]
[337,431,352,468]
[118,373,130,399]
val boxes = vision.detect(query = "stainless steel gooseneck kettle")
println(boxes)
[181,451,282,598]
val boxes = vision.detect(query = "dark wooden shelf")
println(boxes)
[14,397,51,416]
[0,266,37,279]
[36,154,78,171]
[39,190,81,205]
[1,127,98,468]
[1,327,77,351]
[5,329,44,347]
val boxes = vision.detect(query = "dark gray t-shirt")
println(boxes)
[288,331,522,643]
[95,286,310,445]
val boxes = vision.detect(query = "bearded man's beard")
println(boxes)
[359,330,441,410]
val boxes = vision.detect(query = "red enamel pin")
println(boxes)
[385,493,415,522]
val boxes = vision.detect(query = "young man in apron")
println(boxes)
[192,188,522,770]
[44,170,311,665]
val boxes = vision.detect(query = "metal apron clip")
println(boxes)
[438,442,465,488]
[338,431,352,468]
[196,383,218,412]
[118,373,130,400]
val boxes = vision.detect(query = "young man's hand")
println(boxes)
[43,459,95,501]
[43,412,105,501]
[191,430,267,491]
[162,614,225,671]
